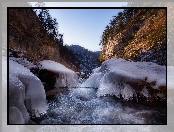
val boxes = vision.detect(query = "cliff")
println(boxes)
[99,9,166,66]
[8,8,80,72]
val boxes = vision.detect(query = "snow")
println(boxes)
[81,58,166,101]
[39,60,79,88]
[80,72,103,88]
[9,57,37,69]
[9,60,48,123]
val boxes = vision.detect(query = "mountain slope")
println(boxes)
[99,8,166,66]
[8,8,80,72]
[67,45,100,74]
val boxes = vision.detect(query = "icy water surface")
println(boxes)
[40,87,166,124]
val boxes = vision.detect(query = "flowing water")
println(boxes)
[39,87,166,124]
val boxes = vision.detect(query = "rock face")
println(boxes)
[99,9,166,66]
[8,8,80,72]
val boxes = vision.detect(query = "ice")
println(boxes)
[82,58,166,101]
[121,84,134,100]
[70,87,97,101]
[9,60,48,123]
[9,107,25,124]
[140,87,149,98]
[39,60,79,88]
[9,74,30,123]
[80,72,103,88]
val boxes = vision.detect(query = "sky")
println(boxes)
[29,2,128,51]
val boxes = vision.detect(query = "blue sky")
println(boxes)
[29,2,128,51]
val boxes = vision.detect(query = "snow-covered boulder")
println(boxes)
[9,60,48,124]
[39,60,79,88]
[9,56,37,70]
[81,58,166,103]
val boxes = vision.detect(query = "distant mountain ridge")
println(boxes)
[67,45,100,74]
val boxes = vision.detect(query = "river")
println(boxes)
[39,87,166,124]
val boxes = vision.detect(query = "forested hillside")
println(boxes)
[99,8,166,65]
[67,45,100,74]
[9,8,80,72]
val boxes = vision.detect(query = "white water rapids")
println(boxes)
[38,58,166,124]
[40,87,166,124]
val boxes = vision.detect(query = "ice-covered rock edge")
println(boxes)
[9,59,48,124]
[81,58,166,102]
[8,57,79,124]
[39,60,79,88]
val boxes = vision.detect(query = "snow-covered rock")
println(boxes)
[81,58,166,102]
[9,57,37,70]
[39,60,79,88]
[9,60,48,124]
